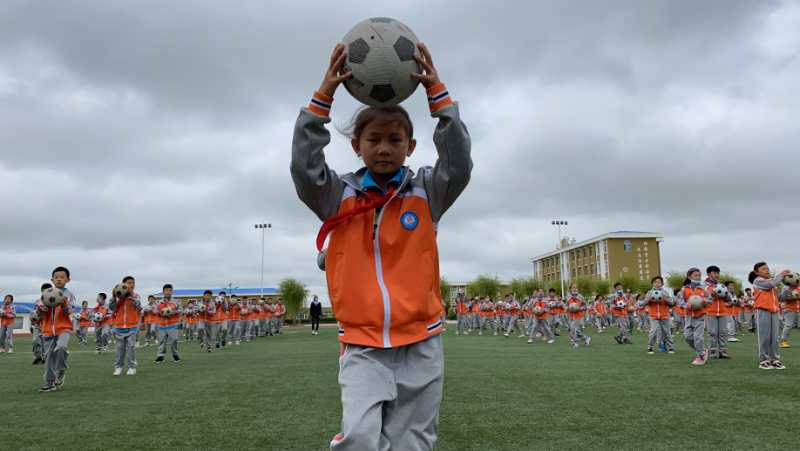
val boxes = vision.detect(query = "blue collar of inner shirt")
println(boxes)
[361,168,405,193]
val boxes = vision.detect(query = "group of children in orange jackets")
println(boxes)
[25,266,288,392]
[453,262,799,370]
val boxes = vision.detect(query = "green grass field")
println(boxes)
[1,325,798,450]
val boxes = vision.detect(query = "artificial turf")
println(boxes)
[0,325,797,450]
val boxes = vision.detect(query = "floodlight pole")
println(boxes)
[551,220,568,300]
[254,223,272,299]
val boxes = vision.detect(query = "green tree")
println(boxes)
[594,279,611,297]
[279,278,308,324]
[466,275,501,298]
[440,277,453,314]
[666,271,686,291]
[510,277,542,299]
[719,273,743,296]
[572,276,597,298]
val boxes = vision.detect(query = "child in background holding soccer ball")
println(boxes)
[704,265,732,359]
[153,284,182,364]
[93,293,112,353]
[644,276,674,355]
[566,285,590,348]
[527,295,555,344]
[610,283,631,345]
[750,262,792,370]
[779,275,800,348]
[30,284,49,365]
[37,266,76,392]
[110,276,142,376]
[0,294,16,353]
[76,300,92,345]
[292,40,470,450]
[679,268,711,366]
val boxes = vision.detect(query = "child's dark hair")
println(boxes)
[123,276,135,283]
[548,288,556,293]
[614,283,623,289]
[203,290,212,295]
[683,267,701,286]
[4,294,12,301]
[340,105,414,141]
[706,265,720,274]
[41,283,52,291]
[749,262,767,284]
[52,266,70,278]
[98,292,107,300]
[163,284,173,290]
[651,276,663,284]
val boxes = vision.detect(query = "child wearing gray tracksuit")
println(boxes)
[565,289,590,348]
[504,297,524,337]
[750,263,793,370]
[678,268,711,366]
[0,295,16,353]
[153,284,182,363]
[779,284,800,346]
[644,277,675,354]
[292,43,471,451]
[527,298,554,343]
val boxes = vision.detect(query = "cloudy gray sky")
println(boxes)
[2,0,799,304]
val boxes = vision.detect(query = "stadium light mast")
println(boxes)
[254,223,272,299]
[551,220,568,300]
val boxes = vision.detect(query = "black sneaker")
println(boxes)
[614,336,622,344]
[772,360,787,370]
[39,383,57,392]
[719,351,731,359]
[55,372,65,387]
[172,356,181,363]
[32,357,42,365]
[153,356,165,364]
[647,347,654,355]
[215,343,220,349]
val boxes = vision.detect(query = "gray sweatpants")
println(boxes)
[648,318,674,349]
[95,324,110,350]
[684,316,706,356]
[204,323,219,348]
[331,335,443,451]
[156,328,180,359]
[615,317,630,342]
[32,326,43,359]
[227,320,239,341]
[114,330,138,369]
[42,333,70,384]
[781,311,798,340]
[757,310,781,362]
[528,317,554,341]
[505,315,523,335]
[568,318,587,344]
[456,314,467,333]
[0,324,13,351]
[707,316,728,353]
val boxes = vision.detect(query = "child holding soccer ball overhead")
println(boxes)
[291,41,471,450]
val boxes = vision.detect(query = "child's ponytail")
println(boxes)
[748,271,758,284]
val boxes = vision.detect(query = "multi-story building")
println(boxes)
[531,231,664,283]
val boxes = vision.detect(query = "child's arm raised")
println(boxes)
[413,43,473,223]
[290,44,352,222]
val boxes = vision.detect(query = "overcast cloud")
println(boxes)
[2,0,799,303]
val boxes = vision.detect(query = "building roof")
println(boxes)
[149,287,279,297]
[531,231,663,261]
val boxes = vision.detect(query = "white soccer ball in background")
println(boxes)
[783,272,800,287]
[713,285,728,298]
[615,300,626,309]
[342,17,421,107]
[92,312,103,322]
[650,290,664,302]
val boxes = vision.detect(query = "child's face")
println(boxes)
[757,264,770,278]
[690,271,701,281]
[125,279,136,291]
[653,280,663,289]
[164,287,173,298]
[82,302,88,307]
[352,117,416,177]
[51,271,69,288]
[708,271,720,280]
[203,294,211,302]
[3,296,11,304]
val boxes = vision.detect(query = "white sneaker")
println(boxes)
[454,331,459,335]
[126,368,136,376]
[503,333,510,337]
[547,339,555,344]
[585,336,591,346]
[478,332,482,336]
[527,339,533,343]
[728,337,740,342]
[113,367,123,376]
[518,334,525,338]
[6,349,12,354]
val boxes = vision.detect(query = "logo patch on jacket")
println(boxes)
[400,211,419,230]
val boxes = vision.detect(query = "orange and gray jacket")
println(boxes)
[291,97,471,349]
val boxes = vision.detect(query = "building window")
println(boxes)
[624,240,632,252]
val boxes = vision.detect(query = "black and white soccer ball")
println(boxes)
[92,312,103,322]
[29,309,41,321]
[688,295,705,310]
[342,17,421,107]
[197,304,207,313]
[41,287,66,307]
[713,285,729,298]
[113,283,130,299]
[533,306,544,315]
[650,289,664,302]
[783,272,800,287]
[161,307,173,317]
[615,299,626,309]
[568,303,581,313]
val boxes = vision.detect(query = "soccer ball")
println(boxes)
[162,307,173,317]
[92,312,103,322]
[533,306,544,315]
[650,290,664,302]
[29,309,41,321]
[142,305,152,314]
[113,283,130,299]
[713,285,728,299]
[568,303,580,313]
[197,304,207,313]
[41,287,66,307]
[341,17,421,107]
[688,295,705,310]
[783,272,800,287]
[615,300,626,309]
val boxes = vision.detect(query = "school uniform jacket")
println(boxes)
[753,276,782,313]
[779,287,800,312]
[292,86,471,349]
[0,303,16,326]
[39,288,76,337]
[109,292,142,330]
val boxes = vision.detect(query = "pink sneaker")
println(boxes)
[691,356,704,366]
